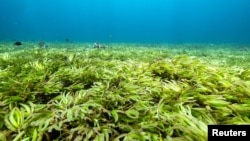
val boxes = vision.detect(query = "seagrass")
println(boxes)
[0,42,249,141]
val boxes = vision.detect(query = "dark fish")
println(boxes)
[66,38,69,42]
[14,41,22,46]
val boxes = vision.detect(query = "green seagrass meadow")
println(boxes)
[0,42,250,141]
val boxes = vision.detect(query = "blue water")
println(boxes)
[1,0,250,43]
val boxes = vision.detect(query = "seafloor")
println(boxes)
[0,42,250,141]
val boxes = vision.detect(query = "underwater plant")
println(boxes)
[0,42,249,140]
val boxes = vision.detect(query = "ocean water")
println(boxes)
[0,0,250,44]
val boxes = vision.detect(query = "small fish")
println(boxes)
[38,41,48,48]
[14,41,22,46]
[94,42,100,48]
